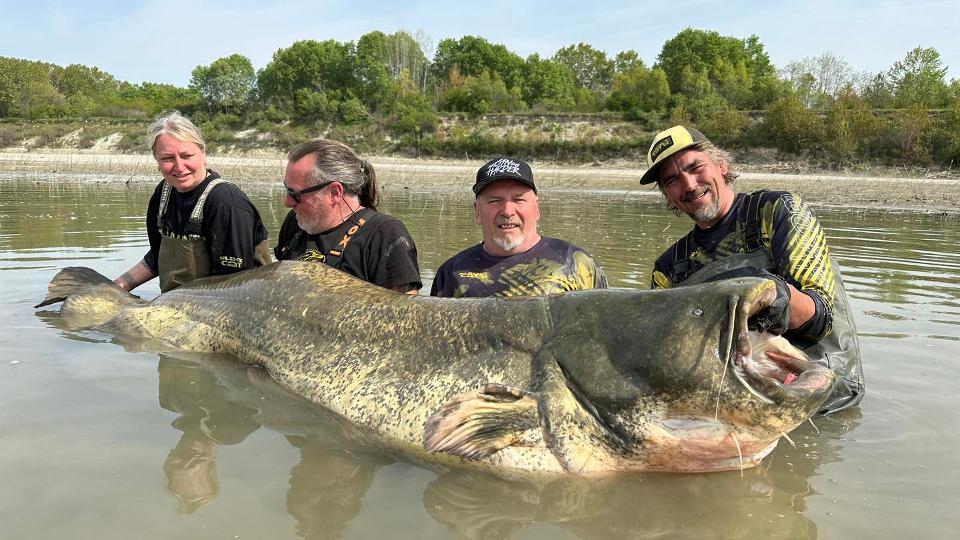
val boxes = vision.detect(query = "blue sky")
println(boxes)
[2,0,957,86]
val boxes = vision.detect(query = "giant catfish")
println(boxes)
[36,261,836,474]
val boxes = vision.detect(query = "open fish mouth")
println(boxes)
[725,279,836,404]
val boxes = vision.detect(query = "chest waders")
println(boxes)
[673,193,864,415]
[157,180,271,293]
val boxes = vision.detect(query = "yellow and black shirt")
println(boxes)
[651,190,835,342]
[431,237,607,298]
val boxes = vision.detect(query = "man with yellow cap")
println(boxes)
[642,125,863,415]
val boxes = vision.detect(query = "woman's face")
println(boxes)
[154,134,207,192]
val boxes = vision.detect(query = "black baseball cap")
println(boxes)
[639,125,711,185]
[473,157,536,195]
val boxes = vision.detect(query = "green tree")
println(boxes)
[613,50,644,73]
[115,82,201,116]
[606,64,670,113]
[521,54,576,110]
[860,72,894,108]
[440,67,525,114]
[0,57,65,118]
[552,43,614,95]
[354,31,394,109]
[823,87,880,165]
[656,28,775,108]
[887,47,950,108]
[383,30,431,92]
[677,65,712,100]
[189,54,255,114]
[429,36,524,90]
[257,39,356,109]
[51,64,119,100]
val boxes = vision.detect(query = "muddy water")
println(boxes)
[1,179,958,539]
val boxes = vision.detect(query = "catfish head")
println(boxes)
[535,277,837,473]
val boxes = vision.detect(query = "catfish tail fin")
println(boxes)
[35,267,143,329]
[36,267,117,308]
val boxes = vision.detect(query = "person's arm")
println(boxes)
[568,247,608,290]
[367,219,423,294]
[766,193,835,340]
[787,283,816,329]
[649,255,675,290]
[115,260,157,291]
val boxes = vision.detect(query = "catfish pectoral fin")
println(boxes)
[423,384,540,460]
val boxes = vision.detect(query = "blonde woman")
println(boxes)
[115,111,271,292]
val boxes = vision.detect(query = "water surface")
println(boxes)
[1,178,958,539]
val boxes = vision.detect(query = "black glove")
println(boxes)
[750,271,791,334]
[705,267,792,334]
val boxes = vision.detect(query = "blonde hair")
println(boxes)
[148,110,206,154]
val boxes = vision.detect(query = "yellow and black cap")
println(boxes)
[639,126,710,185]
[474,157,536,195]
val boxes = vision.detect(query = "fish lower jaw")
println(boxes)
[648,419,780,472]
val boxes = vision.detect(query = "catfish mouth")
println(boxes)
[726,280,836,405]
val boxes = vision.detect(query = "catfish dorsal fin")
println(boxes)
[423,383,540,460]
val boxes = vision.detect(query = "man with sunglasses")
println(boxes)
[274,139,422,294]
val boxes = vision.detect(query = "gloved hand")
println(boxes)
[749,270,791,334]
[705,267,792,334]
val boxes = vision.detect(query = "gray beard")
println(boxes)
[688,196,721,224]
[491,232,524,253]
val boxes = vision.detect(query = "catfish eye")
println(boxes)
[692,308,704,317]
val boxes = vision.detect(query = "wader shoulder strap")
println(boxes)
[190,178,230,222]
[672,235,691,281]
[744,189,767,251]
[156,178,230,235]
[157,183,173,229]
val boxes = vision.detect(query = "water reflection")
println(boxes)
[148,351,851,539]
[158,355,261,513]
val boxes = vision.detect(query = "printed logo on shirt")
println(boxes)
[219,256,244,268]
[299,250,326,263]
[457,271,491,282]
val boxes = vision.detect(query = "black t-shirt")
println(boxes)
[430,237,608,297]
[142,171,269,276]
[274,207,422,291]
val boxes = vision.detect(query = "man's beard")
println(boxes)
[689,196,721,224]
[296,211,322,235]
[491,231,524,253]
[682,187,722,224]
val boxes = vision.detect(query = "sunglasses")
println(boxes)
[285,181,334,203]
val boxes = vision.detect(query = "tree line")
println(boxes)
[1,28,958,167]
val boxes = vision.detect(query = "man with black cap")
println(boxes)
[642,125,864,415]
[430,156,607,298]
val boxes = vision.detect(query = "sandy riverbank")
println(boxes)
[2,150,959,213]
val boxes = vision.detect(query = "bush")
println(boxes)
[761,94,824,154]
[338,96,368,124]
[697,104,749,147]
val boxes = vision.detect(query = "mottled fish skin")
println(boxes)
[38,261,836,474]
